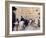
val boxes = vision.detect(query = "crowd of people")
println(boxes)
[13,16,33,31]
[12,7,40,31]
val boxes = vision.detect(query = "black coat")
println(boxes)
[12,12,16,31]
[21,17,24,21]
[12,12,16,23]
[24,19,29,26]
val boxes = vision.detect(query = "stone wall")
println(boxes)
[15,7,40,20]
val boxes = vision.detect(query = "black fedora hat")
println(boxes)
[12,7,17,11]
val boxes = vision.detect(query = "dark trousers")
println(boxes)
[12,23,15,31]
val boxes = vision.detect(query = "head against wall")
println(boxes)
[12,7,17,13]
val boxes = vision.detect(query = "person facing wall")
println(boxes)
[12,7,17,31]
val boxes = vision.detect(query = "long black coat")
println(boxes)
[12,12,16,31]
[12,12,16,23]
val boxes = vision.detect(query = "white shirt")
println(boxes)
[14,21,18,25]
[29,20,32,23]
[19,21,24,26]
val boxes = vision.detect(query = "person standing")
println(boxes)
[18,16,24,30]
[12,7,17,31]
[21,16,24,21]
[14,19,19,31]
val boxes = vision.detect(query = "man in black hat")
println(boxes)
[12,7,17,31]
